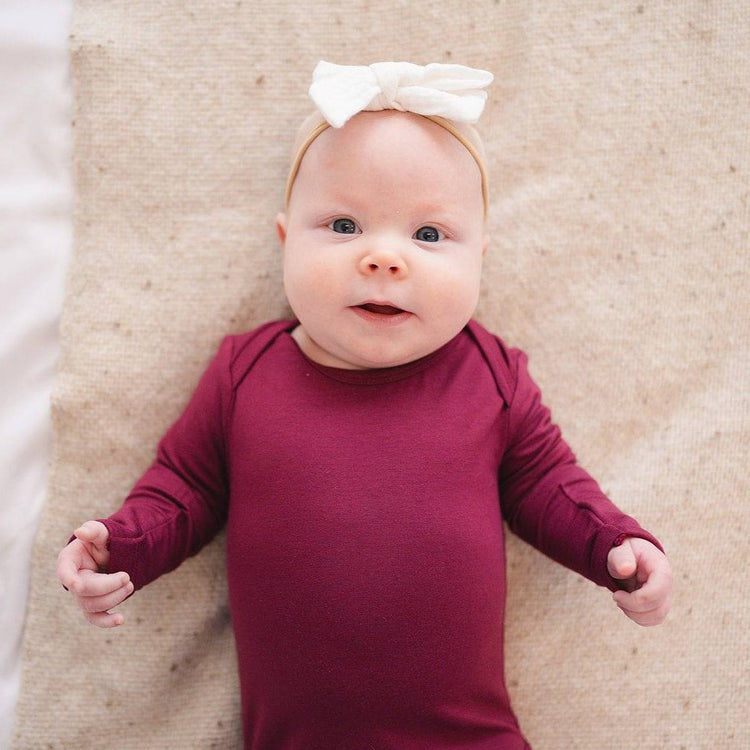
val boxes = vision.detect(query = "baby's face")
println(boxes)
[277,111,487,370]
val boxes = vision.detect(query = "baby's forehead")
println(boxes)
[286,110,489,213]
[309,112,474,167]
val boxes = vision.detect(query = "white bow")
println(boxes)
[309,60,493,128]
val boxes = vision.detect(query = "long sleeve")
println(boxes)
[498,348,662,591]
[102,336,235,590]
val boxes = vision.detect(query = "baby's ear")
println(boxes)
[275,213,287,245]
[482,233,490,257]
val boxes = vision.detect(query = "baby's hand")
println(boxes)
[56,521,133,628]
[607,537,672,626]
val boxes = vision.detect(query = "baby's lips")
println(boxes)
[358,302,405,315]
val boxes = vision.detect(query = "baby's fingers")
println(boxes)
[83,609,127,629]
[70,568,130,597]
[56,543,87,591]
[613,565,672,626]
[75,576,134,615]
[71,573,134,628]
[614,598,667,626]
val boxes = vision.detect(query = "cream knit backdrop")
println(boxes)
[14,2,748,748]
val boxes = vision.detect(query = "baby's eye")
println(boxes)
[414,226,443,242]
[329,218,360,234]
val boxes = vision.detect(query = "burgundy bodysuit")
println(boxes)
[103,319,661,749]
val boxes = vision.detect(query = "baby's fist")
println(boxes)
[607,537,672,626]
[57,521,132,628]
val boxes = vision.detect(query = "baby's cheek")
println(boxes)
[302,270,340,305]
[431,271,480,316]
[288,271,344,330]
[284,257,326,299]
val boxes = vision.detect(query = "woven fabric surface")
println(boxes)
[14,1,748,748]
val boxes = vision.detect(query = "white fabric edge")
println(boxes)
[0,3,73,747]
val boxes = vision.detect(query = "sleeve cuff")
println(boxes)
[593,524,664,592]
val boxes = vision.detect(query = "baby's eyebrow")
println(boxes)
[408,206,465,225]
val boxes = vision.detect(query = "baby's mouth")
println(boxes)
[357,303,406,316]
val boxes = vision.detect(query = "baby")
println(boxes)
[57,61,672,749]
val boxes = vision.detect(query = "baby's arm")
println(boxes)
[55,336,237,614]
[56,521,134,628]
[607,537,672,626]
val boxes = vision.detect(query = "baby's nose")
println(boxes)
[358,247,408,278]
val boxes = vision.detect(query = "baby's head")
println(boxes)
[277,61,493,371]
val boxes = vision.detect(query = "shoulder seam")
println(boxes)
[228,319,297,391]
[465,320,517,406]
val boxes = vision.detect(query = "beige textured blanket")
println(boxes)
[15,1,749,748]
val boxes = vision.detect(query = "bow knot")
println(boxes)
[309,60,493,128]
[371,62,403,111]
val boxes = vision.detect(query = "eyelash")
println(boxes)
[328,218,444,242]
